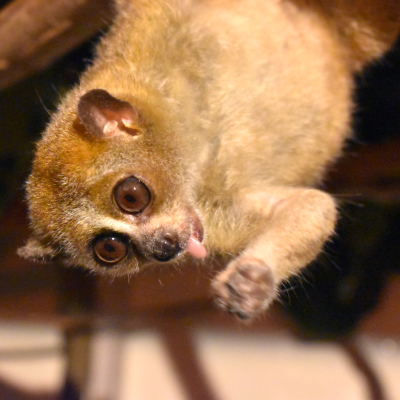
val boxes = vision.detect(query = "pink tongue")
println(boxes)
[186,235,207,259]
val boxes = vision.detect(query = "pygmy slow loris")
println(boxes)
[19,0,400,319]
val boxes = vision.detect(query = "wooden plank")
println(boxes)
[0,0,114,89]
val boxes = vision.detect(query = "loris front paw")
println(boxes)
[212,257,276,320]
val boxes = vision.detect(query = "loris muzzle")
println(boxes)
[19,0,400,319]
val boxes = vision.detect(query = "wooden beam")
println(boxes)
[0,0,115,90]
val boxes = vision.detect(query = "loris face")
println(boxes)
[20,89,207,275]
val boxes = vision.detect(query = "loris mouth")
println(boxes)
[185,211,207,259]
[186,234,207,258]
[144,211,206,263]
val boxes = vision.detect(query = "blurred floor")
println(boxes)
[0,323,398,399]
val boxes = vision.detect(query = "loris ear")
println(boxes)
[77,89,141,137]
[18,237,59,263]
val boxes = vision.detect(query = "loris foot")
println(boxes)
[212,257,276,320]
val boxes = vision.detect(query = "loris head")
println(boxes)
[19,88,207,275]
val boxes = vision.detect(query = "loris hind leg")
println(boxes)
[212,187,337,320]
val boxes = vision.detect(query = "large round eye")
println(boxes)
[92,234,128,265]
[114,176,151,213]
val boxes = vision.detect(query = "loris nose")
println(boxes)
[153,232,182,262]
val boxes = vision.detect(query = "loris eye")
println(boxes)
[114,176,151,213]
[92,234,128,265]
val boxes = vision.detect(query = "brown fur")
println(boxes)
[19,0,400,319]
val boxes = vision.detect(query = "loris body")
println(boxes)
[19,0,400,319]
